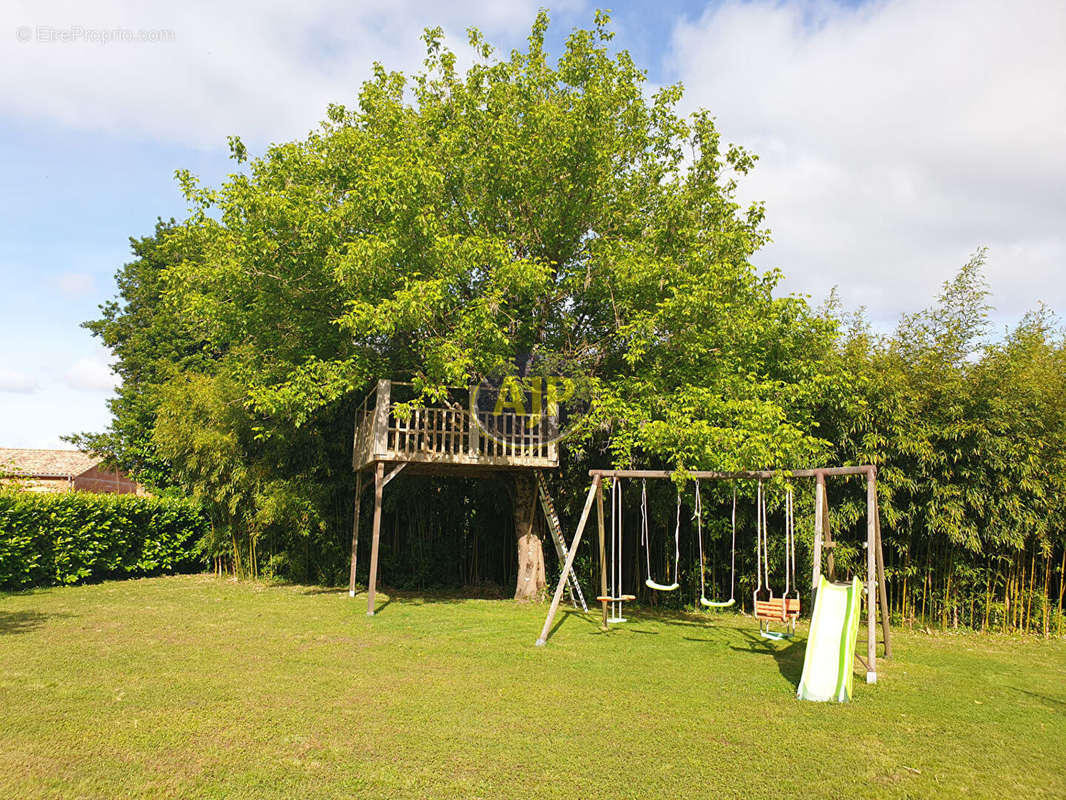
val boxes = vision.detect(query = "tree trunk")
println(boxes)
[901,546,910,627]
[511,475,546,602]
[1025,549,1036,633]
[1058,546,1065,637]
[1042,553,1051,639]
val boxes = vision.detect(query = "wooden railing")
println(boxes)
[472,411,553,460]
[353,379,558,468]
[388,406,470,456]
[351,386,379,468]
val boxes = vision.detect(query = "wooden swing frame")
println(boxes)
[535,466,893,684]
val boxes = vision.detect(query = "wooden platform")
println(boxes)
[352,380,559,474]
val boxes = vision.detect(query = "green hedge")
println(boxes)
[0,491,207,590]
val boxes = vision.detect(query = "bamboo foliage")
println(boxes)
[829,253,1066,636]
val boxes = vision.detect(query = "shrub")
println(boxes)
[0,490,207,589]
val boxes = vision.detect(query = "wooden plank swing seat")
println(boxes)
[755,595,800,639]
[754,596,801,622]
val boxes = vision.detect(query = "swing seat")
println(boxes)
[644,578,679,592]
[756,597,799,640]
[596,594,636,603]
[754,597,800,622]
[700,597,735,608]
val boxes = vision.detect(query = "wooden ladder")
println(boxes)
[536,470,588,612]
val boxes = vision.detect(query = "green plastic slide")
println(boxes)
[797,575,863,702]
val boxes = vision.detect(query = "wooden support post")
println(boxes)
[812,471,825,595]
[874,485,893,658]
[865,469,878,683]
[536,476,601,646]
[597,480,608,630]
[366,462,385,616]
[825,486,836,582]
[348,470,363,597]
[822,482,831,584]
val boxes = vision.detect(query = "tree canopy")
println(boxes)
[160,11,840,469]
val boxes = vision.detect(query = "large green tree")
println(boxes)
[68,220,214,488]
[94,12,845,594]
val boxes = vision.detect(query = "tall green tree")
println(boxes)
[96,12,846,594]
[69,220,214,488]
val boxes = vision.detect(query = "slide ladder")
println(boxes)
[536,471,588,612]
[797,575,863,702]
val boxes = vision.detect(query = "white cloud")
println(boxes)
[0,368,39,393]
[671,0,1066,326]
[64,354,118,391]
[56,271,96,295]
[1,0,582,150]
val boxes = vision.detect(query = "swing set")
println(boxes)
[536,466,892,684]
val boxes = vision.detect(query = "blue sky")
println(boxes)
[1,0,1064,449]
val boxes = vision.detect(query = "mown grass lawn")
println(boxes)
[1,575,1064,799]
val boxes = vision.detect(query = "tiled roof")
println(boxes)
[0,448,99,478]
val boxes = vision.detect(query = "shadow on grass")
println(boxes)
[0,610,52,635]
[1010,686,1066,713]
[370,597,393,614]
[548,608,602,639]
[306,585,509,603]
[729,630,805,688]
[353,586,529,616]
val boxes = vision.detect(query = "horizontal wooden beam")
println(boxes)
[588,466,876,480]
[355,453,559,472]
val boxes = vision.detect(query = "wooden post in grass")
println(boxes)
[865,468,878,683]
[812,471,825,596]
[348,470,364,597]
[366,462,385,616]
[824,484,836,582]
[536,475,601,646]
[874,486,893,658]
[597,479,608,630]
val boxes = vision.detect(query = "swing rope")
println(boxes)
[698,480,736,608]
[755,480,769,595]
[754,482,801,635]
[611,478,625,621]
[609,478,616,618]
[786,486,798,604]
[597,479,636,621]
[784,487,792,599]
[642,479,680,592]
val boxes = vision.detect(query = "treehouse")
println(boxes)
[349,379,568,615]
[352,379,559,474]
